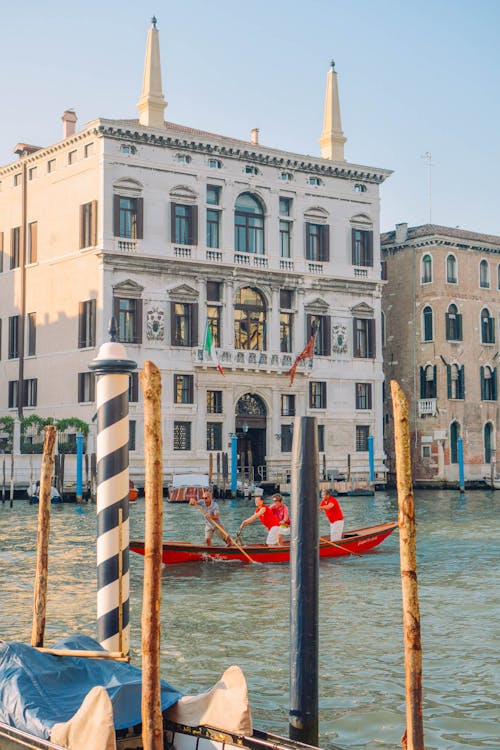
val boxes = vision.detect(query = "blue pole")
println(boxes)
[368,435,375,483]
[76,433,84,502]
[457,437,465,492]
[231,433,238,496]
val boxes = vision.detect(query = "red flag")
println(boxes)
[287,332,316,385]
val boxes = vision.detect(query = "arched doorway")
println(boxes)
[235,393,267,482]
[484,422,494,464]
[450,421,460,464]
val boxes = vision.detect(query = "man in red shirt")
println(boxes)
[319,488,344,541]
[239,496,282,545]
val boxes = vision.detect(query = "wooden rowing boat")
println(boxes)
[130,522,397,565]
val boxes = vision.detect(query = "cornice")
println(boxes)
[382,237,500,256]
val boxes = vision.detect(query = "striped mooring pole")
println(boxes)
[89,319,136,654]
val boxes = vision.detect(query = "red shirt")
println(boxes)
[320,495,343,524]
[271,503,290,526]
[258,505,279,530]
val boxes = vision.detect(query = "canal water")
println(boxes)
[0,489,498,750]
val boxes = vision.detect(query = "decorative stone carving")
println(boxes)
[332,323,348,354]
[146,306,165,341]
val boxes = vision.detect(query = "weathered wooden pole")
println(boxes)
[9,452,14,507]
[31,425,57,648]
[140,361,164,750]
[390,380,424,750]
[289,416,319,746]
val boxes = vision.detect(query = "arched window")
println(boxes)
[234,287,267,350]
[450,421,460,464]
[445,303,462,341]
[422,306,433,341]
[447,363,464,400]
[480,365,497,401]
[481,308,495,344]
[480,259,490,288]
[234,193,264,254]
[484,422,494,463]
[421,254,432,283]
[446,254,457,283]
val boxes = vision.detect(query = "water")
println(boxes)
[0,490,498,750]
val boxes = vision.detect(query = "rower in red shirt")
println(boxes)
[319,488,344,541]
[239,496,283,545]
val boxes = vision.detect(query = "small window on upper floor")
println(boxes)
[421,253,432,283]
[308,176,322,186]
[480,259,490,289]
[280,172,293,182]
[446,254,457,283]
[47,159,56,173]
[279,197,292,216]
[84,142,95,158]
[207,185,221,205]
[13,173,21,187]
[28,167,37,181]
[209,158,222,169]
[120,144,137,155]
[244,165,259,175]
[67,150,77,165]
[176,153,192,164]
[353,183,367,193]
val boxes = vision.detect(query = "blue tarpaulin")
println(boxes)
[0,634,183,739]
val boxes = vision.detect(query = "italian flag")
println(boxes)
[204,323,224,376]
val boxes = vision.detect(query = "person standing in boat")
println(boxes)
[270,493,291,545]
[190,492,230,546]
[319,488,344,541]
[239,495,283,545]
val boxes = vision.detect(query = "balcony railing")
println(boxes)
[193,347,313,374]
[115,239,138,252]
[418,398,438,417]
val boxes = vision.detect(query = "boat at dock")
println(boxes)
[130,522,397,565]
[167,473,211,503]
[27,483,63,504]
[483,475,500,489]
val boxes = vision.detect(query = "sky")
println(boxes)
[1,0,500,235]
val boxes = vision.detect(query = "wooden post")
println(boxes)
[390,380,424,750]
[140,361,163,750]
[2,453,5,503]
[208,452,213,485]
[9,453,14,507]
[31,425,57,648]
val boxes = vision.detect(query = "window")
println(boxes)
[78,372,95,402]
[308,176,321,186]
[421,254,432,283]
[356,426,370,452]
[27,312,36,356]
[11,227,20,269]
[113,195,143,239]
[174,422,191,450]
[27,222,37,263]
[78,299,96,348]
[234,287,266,350]
[309,381,327,409]
[281,394,296,417]
[450,421,460,464]
[353,183,367,193]
[209,158,222,169]
[484,422,494,464]
[47,159,56,173]
[207,282,222,347]
[351,229,373,267]
[13,173,21,186]
[446,254,457,283]
[175,153,191,164]
[207,390,223,414]
[281,424,293,452]
[423,306,433,342]
[279,197,292,216]
[355,383,372,409]
[23,379,37,407]
[114,297,143,344]
[318,425,325,452]
[481,308,495,344]
[171,302,198,347]
[207,423,222,451]
[129,372,139,403]
[307,314,331,356]
[280,172,293,182]
[479,259,490,289]
[8,315,20,359]
[80,201,97,248]
[207,208,220,248]
[353,318,375,358]
[244,165,259,175]
[171,203,197,245]
[235,193,264,254]
[8,380,19,408]
[447,364,464,400]
[129,420,136,451]
[207,186,221,205]
[420,364,437,399]
[28,167,37,181]
[422,444,432,459]
[280,220,291,258]
[68,150,77,165]
[280,290,294,354]
[445,304,462,341]
[174,374,194,404]
[305,223,329,262]
[84,142,94,158]
[481,366,497,401]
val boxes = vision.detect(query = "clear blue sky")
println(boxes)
[2,0,500,235]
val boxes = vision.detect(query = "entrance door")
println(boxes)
[235,393,267,481]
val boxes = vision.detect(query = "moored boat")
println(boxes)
[483,475,500,489]
[130,522,397,565]
[167,473,210,503]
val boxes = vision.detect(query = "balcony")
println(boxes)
[115,238,138,252]
[193,347,313,375]
[418,398,438,417]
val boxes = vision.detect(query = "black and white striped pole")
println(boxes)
[89,318,136,654]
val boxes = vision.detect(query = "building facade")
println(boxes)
[381,222,500,486]
[0,23,391,486]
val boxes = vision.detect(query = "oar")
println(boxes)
[190,501,256,564]
[319,535,363,558]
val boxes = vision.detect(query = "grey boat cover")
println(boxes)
[0,634,182,739]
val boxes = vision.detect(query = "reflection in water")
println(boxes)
[0,490,498,750]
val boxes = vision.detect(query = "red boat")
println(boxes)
[130,522,397,565]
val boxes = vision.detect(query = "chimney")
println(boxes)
[62,110,77,138]
[395,222,408,244]
[250,128,259,145]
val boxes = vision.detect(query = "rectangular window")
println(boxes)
[280,312,293,353]
[207,281,221,302]
[80,201,98,248]
[174,374,194,404]
[207,304,221,347]
[11,227,20,269]
[129,420,136,451]
[13,173,21,187]
[171,302,198,347]
[305,223,329,262]
[351,229,373,267]
[68,150,77,165]
[171,203,197,245]
[113,195,143,239]
[28,167,37,181]
[174,421,191,450]
[114,297,143,344]
[207,422,222,451]
[23,379,37,407]
[47,159,56,173]
[129,371,139,403]
[280,289,293,309]
[318,424,325,452]
[353,318,375,358]
[78,299,96,348]
[84,142,94,158]
[78,372,96,402]
[355,383,372,409]
[281,394,296,416]
[281,424,293,452]
[8,380,19,408]
[27,222,37,263]
[206,208,221,248]
[27,312,36,356]
[309,381,327,409]
[207,390,223,414]
[8,315,20,359]
[420,365,437,399]
[280,220,291,258]
[207,185,221,205]
[356,425,370,452]
[279,197,292,216]
[307,314,331,356]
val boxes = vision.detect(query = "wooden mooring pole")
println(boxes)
[140,361,164,750]
[391,380,424,750]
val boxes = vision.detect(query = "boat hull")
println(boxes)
[130,522,397,565]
